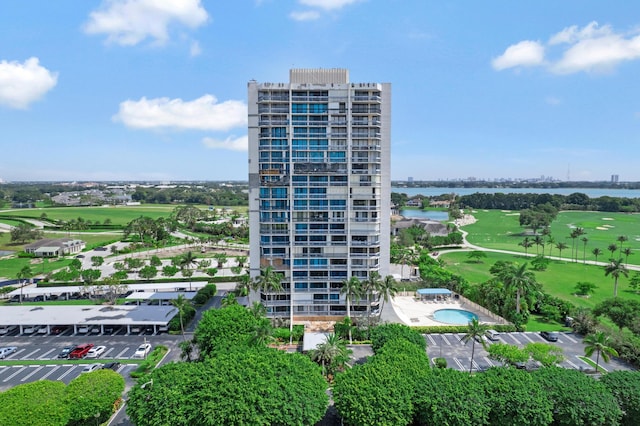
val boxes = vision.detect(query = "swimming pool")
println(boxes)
[433,309,478,325]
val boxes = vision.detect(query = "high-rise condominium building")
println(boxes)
[248,69,391,319]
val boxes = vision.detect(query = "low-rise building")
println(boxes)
[24,238,85,257]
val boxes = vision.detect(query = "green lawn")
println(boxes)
[463,209,640,266]
[0,205,177,226]
[441,251,640,310]
[0,204,248,226]
[0,257,72,281]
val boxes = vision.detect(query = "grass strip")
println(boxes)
[0,358,144,367]
[577,356,607,373]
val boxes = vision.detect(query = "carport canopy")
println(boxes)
[416,288,452,300]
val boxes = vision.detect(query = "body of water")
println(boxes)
[399,209,448,221]
[393,187,640,199]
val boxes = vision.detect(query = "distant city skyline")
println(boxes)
[2,1,640,182]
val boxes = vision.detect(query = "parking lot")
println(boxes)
[425,331,632,373]
[0,334,183,391]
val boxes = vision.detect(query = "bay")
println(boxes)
[392,187,640,199]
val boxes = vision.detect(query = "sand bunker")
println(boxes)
[602,218,614,221]
[596,227,608,230]
[505,213,520,216]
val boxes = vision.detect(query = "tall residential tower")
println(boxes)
[248,69,390,319]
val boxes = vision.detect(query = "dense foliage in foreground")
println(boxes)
[0,370,124,426]
[333,323,637,426]
[127,304,328,425]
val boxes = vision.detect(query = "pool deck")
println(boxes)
[390,296,497,327]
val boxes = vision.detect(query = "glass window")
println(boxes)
[329,151,346,162]
[271,127,286,137]
[292,103,308,113]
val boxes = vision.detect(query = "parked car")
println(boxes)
[58,346,74,358]
[85,345,106,358]
[68,343,94,359]
[81,363,102,374]
[485,330,500,341]
[37,325,49,334]
[22,325,36,335]
[102,361,121,371]
[77,325,89,334]
[51,326,68,335]
[0,325,17,335]
[133,343,152,358]
[0,346,17,359]
[540,331,559,342]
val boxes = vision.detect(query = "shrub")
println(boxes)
[433,357,447,368]
[370,323,426,353]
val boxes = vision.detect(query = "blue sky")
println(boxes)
[1,1,640,182]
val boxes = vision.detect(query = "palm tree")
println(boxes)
[235,255,247,268]
[555,242,568,260]
[621,247,633,265]
[519,237,533,256]
[363,271,382,332]
[378,275,399,317]
[533,235,544,255]
[17,266,33,304]
[221,292,238,307]
[573,227,586,261]
[583,331,618,372]
[592,247,603,264]
[179,251,198,291]
[236,272,251,298]
[546,235,555,257]
[616,235,628,253]
[310,333,350,378]
[607,243,619,260]
[604,258,629,297]
[500,262,536,314]
[249,301,267,319]
[569,230,578,262]
[252,266,286,340]
[460,318,488,374]
[581,237,589,264]
[340,276,362,344]
[171,294,190,342]
[250,318,274,347]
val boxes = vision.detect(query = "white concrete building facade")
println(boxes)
[248,69,391,318]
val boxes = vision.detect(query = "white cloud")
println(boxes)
[113,95,247,131]
[202,135,248,151]
[551,32,640,74]
[84,0,208,46]
[290,10,321,21]
[0,57,58,109]
[549,21,612,45]
[495,22,640,75]
[491,40,545,71]
[299,0,362,10]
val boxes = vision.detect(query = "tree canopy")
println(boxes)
[127,347,328,426]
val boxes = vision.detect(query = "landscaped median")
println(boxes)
[0,358,145,367]
[130,345,168,378]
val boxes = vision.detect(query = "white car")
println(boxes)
[22,325,36,335]
[85,345,106,358]
[81,363,102,374]
[0,346,17,359]
[133,343,152,358]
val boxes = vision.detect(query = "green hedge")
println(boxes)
[410,324,517,334]
[37,276,238,288]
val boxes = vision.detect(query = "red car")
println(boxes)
[68,343,94,359]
